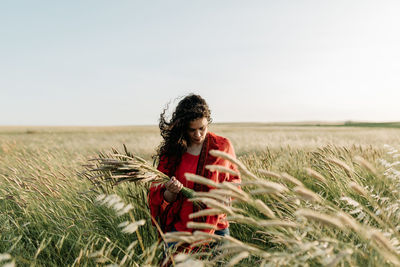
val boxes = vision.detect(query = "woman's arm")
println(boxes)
[163,176,183,202]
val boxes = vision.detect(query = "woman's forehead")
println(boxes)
[188,117,208,129]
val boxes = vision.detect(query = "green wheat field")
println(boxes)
[1,123,400,266]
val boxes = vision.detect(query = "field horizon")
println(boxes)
[1,120,400,130]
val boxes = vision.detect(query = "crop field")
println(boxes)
[1,124,400,266]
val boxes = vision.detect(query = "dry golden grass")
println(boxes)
[1,124,400,266]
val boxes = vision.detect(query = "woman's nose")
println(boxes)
[195,130,201,137]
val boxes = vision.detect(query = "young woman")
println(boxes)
[148,94,240,237]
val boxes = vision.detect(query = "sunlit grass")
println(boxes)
[1,125,400,265]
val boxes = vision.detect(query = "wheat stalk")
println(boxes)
[85,145,194,198]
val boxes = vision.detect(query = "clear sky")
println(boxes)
[1,0,399,126]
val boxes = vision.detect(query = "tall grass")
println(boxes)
[169,144,400,266]
[1,126,400,266]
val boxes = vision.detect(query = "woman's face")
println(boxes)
[187,117,208,145]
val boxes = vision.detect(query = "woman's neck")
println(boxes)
[186,142,203,156]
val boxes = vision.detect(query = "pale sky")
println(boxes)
[1,0,399,126]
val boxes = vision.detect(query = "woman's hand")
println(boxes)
[163,176,183,202]
[165,176,183,194]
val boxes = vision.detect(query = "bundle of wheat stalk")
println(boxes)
[83,145,194,198]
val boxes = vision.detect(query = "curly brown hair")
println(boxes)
[156,94,212,174]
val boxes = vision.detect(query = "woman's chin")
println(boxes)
[192,139,203,145]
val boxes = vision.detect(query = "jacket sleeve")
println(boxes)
[147,156,182,232]
[225,138,241,185]
[147,158,168,226]
[201,138,241,235]
[148,155,175,221]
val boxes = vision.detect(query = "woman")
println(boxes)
[148,94,240,238]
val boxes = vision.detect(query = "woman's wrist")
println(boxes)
[163,189,178,202]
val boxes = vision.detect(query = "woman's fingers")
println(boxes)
[171,179,182,193]
[166,176,183,194]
